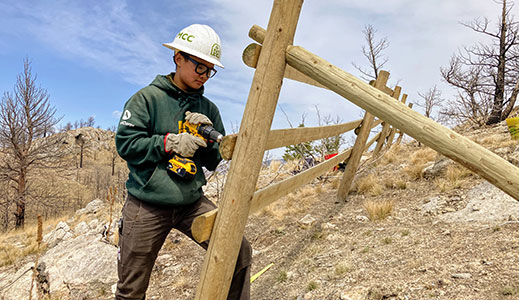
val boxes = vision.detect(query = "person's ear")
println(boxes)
[174,52,183,65]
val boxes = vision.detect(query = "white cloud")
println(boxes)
[1,0,506,142]
[1,0,176,85]
[112,110,122,119]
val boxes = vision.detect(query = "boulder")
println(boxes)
[440,181,519,223]
[43,221,73,247]
[76,199,105,215]
[423,157,452,179]
[0,235,118,300]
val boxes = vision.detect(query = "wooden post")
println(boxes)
[243,43,329,90]
[396,102,413,145]
[373,86,400,156]
[385,93,408,149]
[336,71,389,201]
[286,45,519,200]
[195,1,303,299]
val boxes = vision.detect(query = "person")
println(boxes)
[114,24,252,300]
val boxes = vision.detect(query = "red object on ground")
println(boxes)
[324,153,338,160]
[324,153,339,171]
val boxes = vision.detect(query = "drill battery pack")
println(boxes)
[167,154,197,180]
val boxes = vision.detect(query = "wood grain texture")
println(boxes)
[385,93,409,149]
[219,120,362,160]
[337,71,389,200]
[373,86,401,156]
[286,45,519,200]
[243,43,329,90]
[195,1,304,299]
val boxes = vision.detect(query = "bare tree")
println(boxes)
[86,116,95,127]
[75,133,86,168]
[442,0,519,125]
[61,122,73,132]
[0,58,64,228]
[352,24,390,81]
[441,59,492,125]
[416,85,444,121]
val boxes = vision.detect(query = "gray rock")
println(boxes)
[42,235,118,293]
[440,181,519,223]
[423,157,452,179]
[422,196,447,216]
[88,218,103,233]
[43,221,73,247]
[298,214,317,227]
[74,221,90,235]
[76,198,105,215]
[0,235,117,300]
[356,215,370,222]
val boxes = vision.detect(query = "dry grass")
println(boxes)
[328,176,341,189]
[403,163,425,180]
[434,164,474,192]
[380,151,397,166]
[0,215,70,267]
[356,174,384,196]
[397,147,437,181]
[0,232,47,267]
[268,159,282,172]
[261,184,321,219]
[363,199,394,221]
[383,177,407,190]
[478,134,513,147]
[501,139,519,148]
[410,148,437,164]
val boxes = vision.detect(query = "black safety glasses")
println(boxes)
[179,52,217,78]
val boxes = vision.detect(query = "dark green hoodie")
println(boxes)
[115,73,225,206]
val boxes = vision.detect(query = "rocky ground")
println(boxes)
[1,121,518,300]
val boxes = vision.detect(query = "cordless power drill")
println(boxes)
[167,120,224,180]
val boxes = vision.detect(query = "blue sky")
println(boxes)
[0,0,502,152]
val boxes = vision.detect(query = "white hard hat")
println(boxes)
[163,24,224,68]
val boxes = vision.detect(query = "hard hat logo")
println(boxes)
[210,44,221,59]
[163,24,224,68]
[177,32,195,43]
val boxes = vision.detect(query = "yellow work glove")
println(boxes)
[165,133,207,157]
[185,111,213,126]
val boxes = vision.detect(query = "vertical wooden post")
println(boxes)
[337,71,389,201]
[396,102,413,145]
[194,1,303,299]
[385,93,408,149]
[373,86,401,156]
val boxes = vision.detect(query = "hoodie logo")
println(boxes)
[122,110,131,120]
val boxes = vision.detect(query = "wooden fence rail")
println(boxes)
[285,44,519,199]
[219,118,364,160]
[192,120,384,243]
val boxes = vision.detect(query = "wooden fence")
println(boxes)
[193,1,519,299]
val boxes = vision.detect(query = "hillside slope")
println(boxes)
[1,120,518,300]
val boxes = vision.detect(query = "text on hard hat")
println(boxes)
[177,32,195,42]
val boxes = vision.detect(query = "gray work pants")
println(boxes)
[115,194,252,300]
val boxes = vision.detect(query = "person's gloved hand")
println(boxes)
[165,133,207,157]
[185,111,212,126]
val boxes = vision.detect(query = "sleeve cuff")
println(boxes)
[164,133,171,155]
